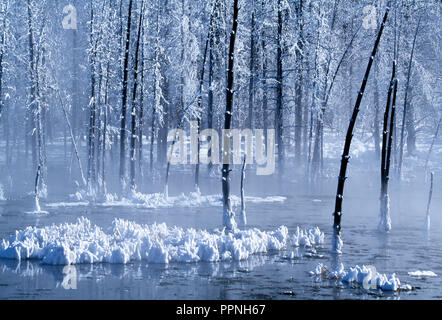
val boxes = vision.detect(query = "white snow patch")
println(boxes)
[0,217,322,266]
[408,270,437,277]
[46,202,90,208]
[26,210,49,215]
[0,184,4,200]
[291,226,324,247]
[425,215,431,231]
[311,263,409,292]
[378,194,392,232]
[48,192,286,209]
[331,230,343,254]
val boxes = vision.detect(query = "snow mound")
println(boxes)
[291,226,324,247]
[0,217,321,266]
[408,270,437,277]
[47,192,286,209]
[310,263,409,292]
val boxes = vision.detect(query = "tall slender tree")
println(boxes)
[222,0,239,231]
[332,7,389,254]
[119,0,133,191]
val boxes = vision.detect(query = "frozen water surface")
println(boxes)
[0,168,441,300]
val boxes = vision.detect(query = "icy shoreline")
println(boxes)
[46,191,286,209]
[0,217,323,265]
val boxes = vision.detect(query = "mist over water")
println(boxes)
[0,138,441,299]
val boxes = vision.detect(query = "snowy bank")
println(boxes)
[0,217,323,265]
[310,263,411,292]
[47,191,286,209]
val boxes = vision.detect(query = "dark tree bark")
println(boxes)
[379,61,397,232]
[275,0,284,175]
[27,0,37,170]
[138,28,145,182]
[260,0,268,149]
[101,62,110,194]
[294,0,304,164]
[149,108,156,174]
[247,8,255,129]
[222,0,239,231]
[34,164,41,212]
[207,26,214,174]
[87,63,97,195]
[332,7,389,254]
[240,155,247,226]
[27,0,46,198]
[130,0,145,192]
[119,0,133,191]
[150,3,160,175]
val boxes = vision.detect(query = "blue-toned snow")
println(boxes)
[0,217,323,265]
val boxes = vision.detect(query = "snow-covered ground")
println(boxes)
[0,217,324,265]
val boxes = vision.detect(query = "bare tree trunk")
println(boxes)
[240,155,247,226]
[138,44,145,183]
[261,9,268,150]
[207,25,214,175]
[86,0,98,196]
[34,164,41,212]
[27,0,46,199]
[379,62,397,232]
[425,172,434,230]
[101,62,110,195]
[294,0,304,165]
[222,0,239,231]
[150,5,160,175]
[130,1,145,192]
[275,0,284,175]
[119,0,133,191]
[247,8,255,129]
[332,7,389,254]
[149,109,156,174]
